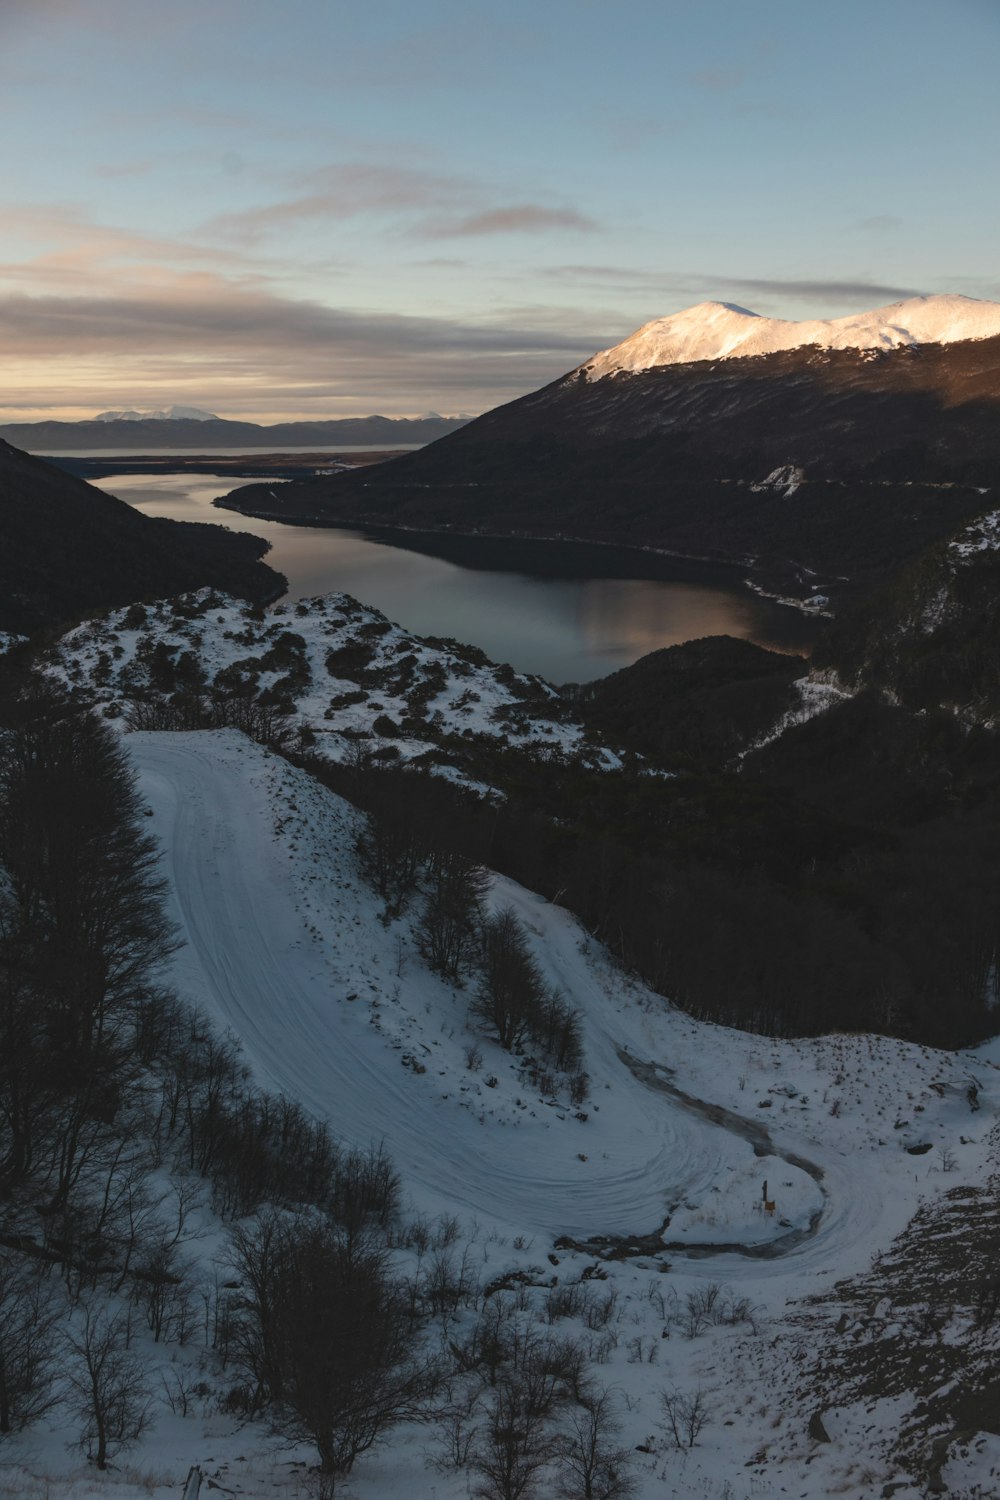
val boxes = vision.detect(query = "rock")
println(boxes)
[808,1409,831,1443]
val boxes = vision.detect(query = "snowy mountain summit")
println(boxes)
[93,405,218,422]
[579,293,1000,379]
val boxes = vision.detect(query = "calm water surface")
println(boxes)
[103,471,817,683]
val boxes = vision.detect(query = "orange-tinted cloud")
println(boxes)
[0,283,615,419]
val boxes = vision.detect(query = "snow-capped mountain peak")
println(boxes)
[579,293,1000,380]
[92,405,218,422]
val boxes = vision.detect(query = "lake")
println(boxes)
[100,470,819,683]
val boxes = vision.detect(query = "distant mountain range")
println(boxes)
[217,295,1000,603]
[0,412,469,451]
[92,405,219,422]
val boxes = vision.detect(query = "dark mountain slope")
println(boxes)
[575,635,804,764]
[813,505,1000,722]
[0,440,281,635]
[218,336,1000,601]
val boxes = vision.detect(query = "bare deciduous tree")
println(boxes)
[469,1372,562,1500]
[658,1386,710,1451]
[556,1385,636,1500]
[473,908,546,1050]
[417,852,488,982]
[0,1256,62,1435]
[231,1218,437,1483]
[66,1304,154,1469]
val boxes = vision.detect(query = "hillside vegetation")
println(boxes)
[0,440,281,636]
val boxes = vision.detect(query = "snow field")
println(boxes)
[580,293,1000,379]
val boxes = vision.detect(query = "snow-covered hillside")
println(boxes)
[133,729,993,1262]
[16,583,1000,1500]
[135,733,1000,1498]
[6,723,1000,1499]
[44,589,602,774]
[580,293,1000,379]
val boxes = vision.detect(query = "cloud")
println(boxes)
[204,165,597,244]
[204,163,468,241]
[539,265,926,307]
[723,275,926,304]
[0,202,326,297]
[420,205,599,238]
[0,284,616,417]
[0,286,599,356]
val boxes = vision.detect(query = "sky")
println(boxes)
[1,0,999,423]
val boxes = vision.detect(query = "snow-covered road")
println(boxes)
[132,730,997,1288]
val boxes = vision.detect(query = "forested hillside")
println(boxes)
[0,441,281,636]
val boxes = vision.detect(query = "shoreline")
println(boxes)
[213,494,826,618]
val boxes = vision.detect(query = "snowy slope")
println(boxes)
[580,293,1000,379]
[132,729,996,1273]
[44,589,596,773]
[7,725,1000,1500]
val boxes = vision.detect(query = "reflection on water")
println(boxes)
[578,579,768,665]
[103,472,817,683]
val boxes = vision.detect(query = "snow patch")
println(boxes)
[950,506,1000,558]
[93,405,218,421]
[749,464,804,497]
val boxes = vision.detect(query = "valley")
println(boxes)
[7,2,1000,1494]
[4,301,1000,1500]
[218,297,1000,608]
[81,466,817,678]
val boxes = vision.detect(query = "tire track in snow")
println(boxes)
[130,731,888,1274]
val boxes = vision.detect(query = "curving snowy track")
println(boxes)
[131,730,997,1289]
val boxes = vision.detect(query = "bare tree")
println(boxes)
[473,908,546,1050]
[0,688,178,1206]
[658,1387,710,1450]
[66,1304,154,1469]
[556,1386,636,1500]
[417,852,488,982]
[0,1256,62,1434]
[469,1372,562,1500]
[228,1210,287,1409]
[231,1218,437,1482]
